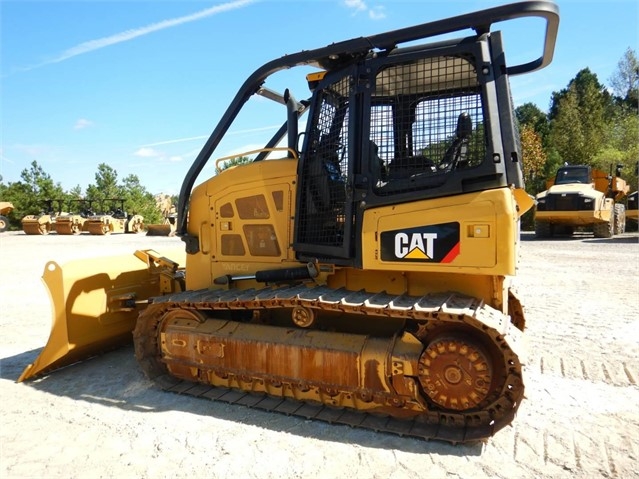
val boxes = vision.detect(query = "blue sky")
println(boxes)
[1,0,637,195]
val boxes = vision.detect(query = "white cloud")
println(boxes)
[21,0,255,71]
[369,6,386,20]
[140,135,209,148]
[344,0,385,19]
[134,147,161,158]
[139,124,280,150]
[74,118,93,130]
[133,147,185,164]
[344,0,367,12]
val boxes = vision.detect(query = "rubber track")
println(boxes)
[142,285,524,444]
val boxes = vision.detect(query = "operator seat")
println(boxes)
[112,208,127,219]
[307,136,345,213]
[369,141,388,183]
[440,112,472,171]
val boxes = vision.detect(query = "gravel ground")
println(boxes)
[1,230,638,479]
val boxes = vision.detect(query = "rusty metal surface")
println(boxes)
[86,221,110,235]
[22,218,51,235]
[54,218,84,235]
[134,285,524,443]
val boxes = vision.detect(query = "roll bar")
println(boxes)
[177,1,559,237]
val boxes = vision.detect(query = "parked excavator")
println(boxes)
[19,1,559,443]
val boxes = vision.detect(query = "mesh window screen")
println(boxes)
[370,55,486,193]
[297,77,351,249]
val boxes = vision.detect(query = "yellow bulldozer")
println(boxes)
[19,1,559,443]
[534,164,630,238]
[85,198,145,235]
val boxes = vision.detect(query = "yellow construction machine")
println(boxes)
[19,1,559,443]
[534,164,630,238]
[54,199,96,235]
[0,201,14,232]
[21,199,62,235]
[85,198,145,235]
[146,196,177,236]
[145,213,177,236]
[626,164,638,223]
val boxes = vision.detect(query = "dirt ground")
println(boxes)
[1,230,637,479]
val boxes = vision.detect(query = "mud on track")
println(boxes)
[1,231,638,479]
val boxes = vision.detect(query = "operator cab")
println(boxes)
[294,33,522,263]
[554,165,591,185]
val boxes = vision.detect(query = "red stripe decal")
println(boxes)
[441,242,460,263]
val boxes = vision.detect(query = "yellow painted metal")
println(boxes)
[512,187,535,218]
[127,215,145,233]
[146,224,172,236]
[186,157,299,291]
[54,215,86,235]
[535,208,612,225]
[361,188,518,276]
[86,217,114,235]
[0,202,14,216]
[85,214,145,235]
[592,168,629,201]
[184,160,515,314]
[18,248,185,382]
[21,215,53,235]
[536,167,629,231]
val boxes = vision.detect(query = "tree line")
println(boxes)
[0,162,171,228]
[517,48,638,197]
[1,49,636,231]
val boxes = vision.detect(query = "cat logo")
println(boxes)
[394,232,438,259]
[380,222,460,263]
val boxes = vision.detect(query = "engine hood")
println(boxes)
[537,183,600,200]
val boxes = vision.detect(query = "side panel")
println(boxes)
[362,188,517,276]
[185,181,214,290]
[185,159,299,291]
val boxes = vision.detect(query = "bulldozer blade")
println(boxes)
[146,224,173,236]
[18,250,183,382]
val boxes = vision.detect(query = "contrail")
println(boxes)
[140,125,281,148]
[24,0,255,70]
